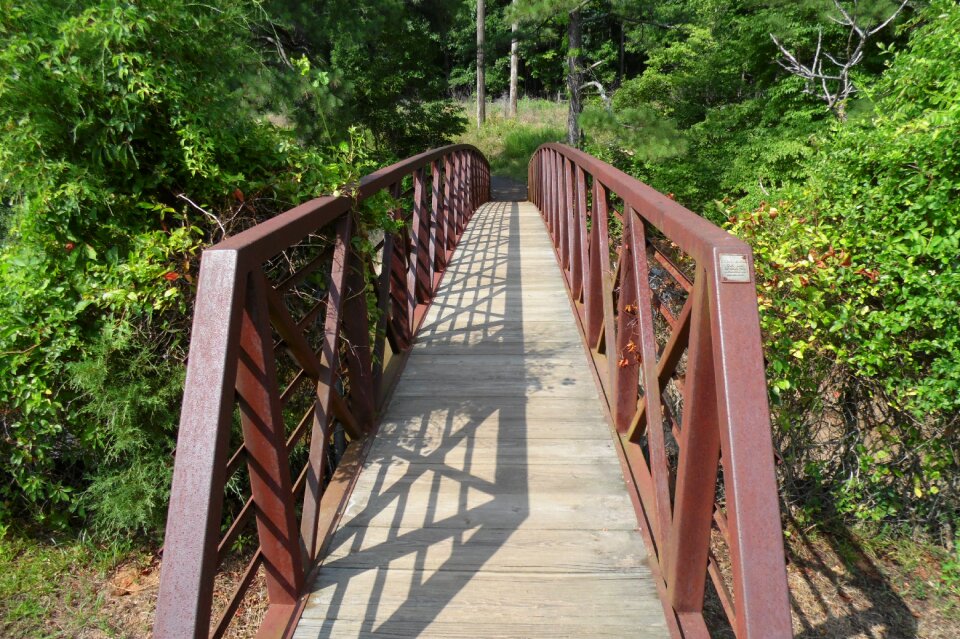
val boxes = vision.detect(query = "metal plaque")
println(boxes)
[718,253,752,283]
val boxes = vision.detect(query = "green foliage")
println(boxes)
[727,1,960,530]
[578,102,685,163]
[67,324,184,536]
[0,0,366,534]
[0,532,132,636]
[456,98,565,181]
[268,0,467,157]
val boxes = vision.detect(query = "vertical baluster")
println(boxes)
[235,271,308,605]
[625,208,673,562]
[300,213,352,562]
[665,267,720,612]
[431,160,444,273]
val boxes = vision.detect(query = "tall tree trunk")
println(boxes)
[476,0,486,127]
[618,21,625,88]
[566,8,582,146]
[508,0,519,117]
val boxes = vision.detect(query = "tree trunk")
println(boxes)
[508,1,519,117]
[566,8,582,146]
[618,21,625,88]
[476,0,486,127]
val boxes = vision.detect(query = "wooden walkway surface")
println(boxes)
[293,200,668,638]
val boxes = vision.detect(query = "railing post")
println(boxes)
[388,183,412,351]
[559,156,571,271]
[341,248,376,431]
[707,252,792,638]
[585,180,609,348]
[409,167,432,305]
[431,160,444,272]
[573,166,588,301]
[154,250,246,639]
[613,221,640,432]
[452,152,462,237]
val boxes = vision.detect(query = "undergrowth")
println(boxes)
[456,97,565,182]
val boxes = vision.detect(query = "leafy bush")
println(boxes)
[0,0,368,534]
[727,2,960,532]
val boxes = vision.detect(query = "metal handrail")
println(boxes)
[154,144,490,638]
[529,143,791,638]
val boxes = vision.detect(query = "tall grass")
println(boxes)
[456,97,566,182]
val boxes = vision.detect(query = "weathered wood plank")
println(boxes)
[293,200,667,638]
[324,527,648,573]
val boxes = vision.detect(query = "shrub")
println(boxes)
[728,2,960,533]
[0,0,367,533]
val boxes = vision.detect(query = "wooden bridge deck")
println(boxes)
[293,200,668,638]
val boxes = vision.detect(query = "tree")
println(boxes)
[566,8,582,144]
[477,0,486,126]
[509,0,519,116]
[513,0,590,145]
[770,0,910,119]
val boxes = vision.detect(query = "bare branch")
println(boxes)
[579,80,611,108]
[177,193,227,241]
[770,0,908,119]
[867,0,909,36]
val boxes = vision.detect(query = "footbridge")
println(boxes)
[154,144,791,638]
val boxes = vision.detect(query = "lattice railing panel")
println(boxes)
[154,146,489,638]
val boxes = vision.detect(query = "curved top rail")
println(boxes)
[532,143,746,265]
[528,143,791,638]
[155,144,489,639]
[214,144,486,264]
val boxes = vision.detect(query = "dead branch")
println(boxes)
[770,0,908,118]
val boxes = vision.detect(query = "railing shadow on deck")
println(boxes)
[153,144,490,639]
[304,201,536,636]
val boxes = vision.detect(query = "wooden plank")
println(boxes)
[295,571,666,638]
[324,527,648,573]
[366,436,619,466]
[375,406,610,441]
[293,200,667,638]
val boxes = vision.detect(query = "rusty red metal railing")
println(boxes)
[154,145,489,638]
[529,143,791,638]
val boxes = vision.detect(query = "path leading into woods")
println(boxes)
[292,194,669,637]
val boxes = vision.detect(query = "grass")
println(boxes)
[455,97,567,182]
[0,530,142,638]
